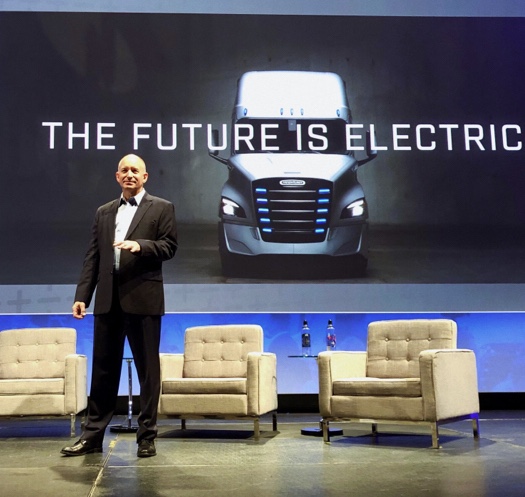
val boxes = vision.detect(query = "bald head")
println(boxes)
[118,154,146,172]
[115,154,148,199]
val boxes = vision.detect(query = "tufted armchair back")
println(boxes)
[366,319,457,378]
[183,324,263,378]
[0,328,77,380]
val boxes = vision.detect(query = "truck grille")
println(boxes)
[253,178,332,243]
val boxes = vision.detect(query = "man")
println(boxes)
[61,154,177,458]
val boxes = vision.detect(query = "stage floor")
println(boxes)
[1,411,524,496]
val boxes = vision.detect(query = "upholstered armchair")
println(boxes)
[0,327,88,436]
[318,319,480,448]
[159,324,278,439]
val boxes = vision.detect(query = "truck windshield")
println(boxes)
[233,118,349,154]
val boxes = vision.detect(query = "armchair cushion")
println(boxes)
[367,319,456,378]
[0,327,77,379]
[162,378,247,395]
[0,378,65,395]
[182,325,262,378]
[333,377,422,397]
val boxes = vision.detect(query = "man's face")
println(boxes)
[116,156,148,197]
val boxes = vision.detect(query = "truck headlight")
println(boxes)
[341,198,366,219]
[220,197,247,218]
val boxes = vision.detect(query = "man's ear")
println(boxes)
[143,172,149,183]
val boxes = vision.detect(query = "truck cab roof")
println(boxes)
[235,70,351,121]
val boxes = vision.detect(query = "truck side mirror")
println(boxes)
[208,128,229,165]
[357,130,378,167]
[209,129,219,156]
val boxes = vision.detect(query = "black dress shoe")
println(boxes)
[137,439,156,458]
[61,439,103,456]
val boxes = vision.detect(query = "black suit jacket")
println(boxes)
[75,192,178,315]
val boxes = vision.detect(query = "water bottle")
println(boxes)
[301,320,311,356]
[326,319,336,351]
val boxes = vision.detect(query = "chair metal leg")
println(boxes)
[431,422,440,449]
[371,423,378,436]
[272,412,278,431]
[70,414,76,438]
[181,419,186,430]
[472,414,480,438]
[254,418,260,440]
[322,419,330,443]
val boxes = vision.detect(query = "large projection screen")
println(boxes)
[1,0,525,394]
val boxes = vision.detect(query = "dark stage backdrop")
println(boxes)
[2,13,525,234]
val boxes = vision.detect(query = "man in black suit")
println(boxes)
[61,154,178,458]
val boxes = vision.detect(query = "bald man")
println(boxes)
[61,154,178,458]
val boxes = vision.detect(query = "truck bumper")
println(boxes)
[220,221,368,258]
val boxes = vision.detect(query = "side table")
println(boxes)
[110,357,139,433]
[287,355,343,437]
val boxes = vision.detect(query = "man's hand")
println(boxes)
[113,240,141,253]
[72,301,86,319]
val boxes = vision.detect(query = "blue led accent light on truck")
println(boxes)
[252,178,332,243]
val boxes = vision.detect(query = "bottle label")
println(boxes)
[301,333,311,347]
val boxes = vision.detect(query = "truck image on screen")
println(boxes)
[209,70,377,277]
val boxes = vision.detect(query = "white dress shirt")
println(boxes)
[114,189,146,270]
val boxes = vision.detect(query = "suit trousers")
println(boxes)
[83,282,162,444]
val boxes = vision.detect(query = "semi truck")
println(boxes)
[209,70,377,277]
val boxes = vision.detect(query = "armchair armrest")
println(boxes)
[160,353,184,381]
[318,351,367,416]
[419,349,479,421]
[246,352,277,415]
[64,354,88,414]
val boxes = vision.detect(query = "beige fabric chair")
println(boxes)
[318,319,480,448]
[0,327,88,436]
[159,324,278,439]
